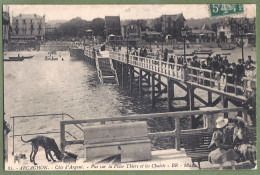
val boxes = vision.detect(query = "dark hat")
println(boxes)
[251,81,256,90]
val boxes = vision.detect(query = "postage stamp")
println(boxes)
[2,2,257,172]
[209,4,244,17]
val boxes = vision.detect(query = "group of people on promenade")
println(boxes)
[126,46,256,90]
[208,116,256,170]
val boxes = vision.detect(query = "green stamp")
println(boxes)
[209,4,244,17]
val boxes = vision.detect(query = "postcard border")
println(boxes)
[0,0,259,175]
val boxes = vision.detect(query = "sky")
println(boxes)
[4,4,256,22]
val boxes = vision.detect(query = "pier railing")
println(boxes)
[10,113,83,155]
[104,50,256,99]
[60,107,244,154]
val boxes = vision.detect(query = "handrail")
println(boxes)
[60,107,244,154]
[85,48,256,100]
[11,113,83,155]
[109,58,119,85]
[12,131,79,141]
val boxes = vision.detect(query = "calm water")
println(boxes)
[4,51,155,157]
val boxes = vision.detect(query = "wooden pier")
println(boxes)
[80,47,256,128]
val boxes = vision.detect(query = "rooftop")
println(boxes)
[191,29,215,34]
[161,13,186,21]
[13,14,45,19]
[105,16,121,28]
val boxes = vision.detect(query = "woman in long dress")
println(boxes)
[208,117,238,170]
[233,117,256,167]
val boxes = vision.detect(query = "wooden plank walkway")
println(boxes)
[6,149,256,170]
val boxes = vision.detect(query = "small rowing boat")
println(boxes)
[222,53,231,56]
[9,55,33,59]
[193,49,214,55]
[45,56,58,60]
[4,57,24,61]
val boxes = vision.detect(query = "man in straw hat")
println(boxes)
[208,117,238,170]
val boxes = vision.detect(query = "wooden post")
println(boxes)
[168,78,174,130]
[158,75,161,91]
[208,91,212,106]
[60,122,66,154]
[167,78,174,112]
[139,69,143,97]
[188,84,196,128]
[188,85,195,111]
[222,95,228,118]
[121,63,124,87]
[175,116,180,151]
[129,67,133,94]
[151,73,156,109]
[147,72,151,86]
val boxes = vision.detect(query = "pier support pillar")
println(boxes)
[222,95,228,118]
[139,69,143,97]
[167,78,174,112]
[167,78,175,130]
[208,91,212,106]
[188,84,196,128]
[121,63,124,87]
[151,73,156,110]
[158,75,162,91]
[129,66,134,94]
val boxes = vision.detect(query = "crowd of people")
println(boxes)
[124,46,256,92]
[208,116,256,170]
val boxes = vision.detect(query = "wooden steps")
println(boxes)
[96,56,118,85]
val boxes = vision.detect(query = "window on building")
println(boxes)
[15,25,18,29]
[23,19,25,24]
[16,19,18,23]
[39,31,41,34]
[31,31,33,35]
[16,30,18,34]
[31,19,32,23]
[31,25,33,29]
[39,25,41,29]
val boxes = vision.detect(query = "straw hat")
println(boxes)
[216,117,229,128]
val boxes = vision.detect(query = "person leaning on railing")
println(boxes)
[232,116,256,167]
[242,83,256,127]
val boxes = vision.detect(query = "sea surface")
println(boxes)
[4,51,158,157]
